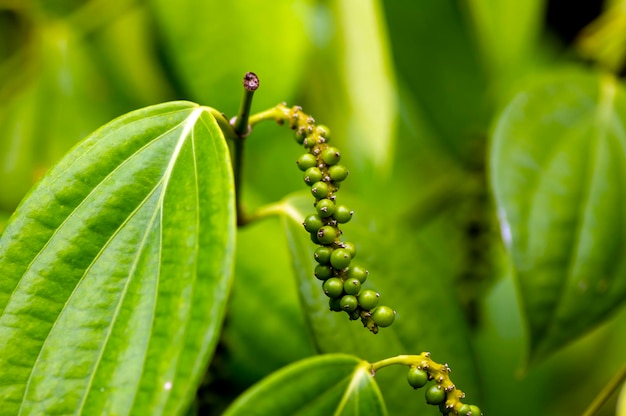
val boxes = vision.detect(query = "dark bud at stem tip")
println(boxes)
[243,72,259,91]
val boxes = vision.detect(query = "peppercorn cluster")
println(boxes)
[405,353,482,415]
[286,105,395,334]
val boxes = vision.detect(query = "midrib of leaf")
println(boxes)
[16,107,204,415]
[129,109,204,413]
[333,363,370,416]
[546,77,618,338]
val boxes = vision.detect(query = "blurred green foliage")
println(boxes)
[2,0,626,415]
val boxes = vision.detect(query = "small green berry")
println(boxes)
[321,147,341,165]
[342,241,356,258]
[316,198,335,218]
[425,385,446,405]
[407,367,428,389]
[304,167,323,186]
[317,225,336,244]
[357,289,379,310]
[316,124,331,139]
[439,403,452,415]
[330,248,351,269]
[347,265,368,283]
[328,165,349,182]
[333,204,353,223]
[296,153,317,171]
[343,278,361,295]
[372,306,395,327]
[314,246,333,264]
[458,405,471,416]
[310,232,320,244]
[314,265,333,280]
[469,405,482,416]
[329,297,342,312]
[303,214,323,233]
[311,181,329,199]
[323,277,344,298]
[294,128,306,144]
[340,295,358,312]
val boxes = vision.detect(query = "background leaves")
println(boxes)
[490,69,626,362]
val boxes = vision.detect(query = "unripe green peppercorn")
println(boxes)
[316,124,331,139]
[311,181,329,199]
[310,232,320,244]
[347,265,368,283]
[314,246,333,264]
[314,265,333,280]
[458,405,471,416]
[304,167,323,186]
[357,289,379,310]
[425,385,446,405]
[333,204,353,223]
[407,367,428,389]
[317,225,336,244]
[323,277,344,298]
[372,305,395,327]
[303,214,323,233]
[329,297,342,312]
[316,198,335,218]
[342,242,356,258]
[340,295,358,312]
[469,405,482,416]
[343,278,361,295]
[297,153,317,171]
[330,248,351,269]
[321,146,341,165]
[294,128,306,144]
[328,165,349,182]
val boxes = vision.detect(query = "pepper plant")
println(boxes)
[2,1,626,416]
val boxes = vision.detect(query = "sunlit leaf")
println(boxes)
[0,101,236,415]
[490,69,626,361]
[223,354,386,416]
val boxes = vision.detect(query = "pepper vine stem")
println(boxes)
[581,363,626,416]
[229,72,259,226]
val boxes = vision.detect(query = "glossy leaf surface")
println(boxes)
[0,101,236,415]
[223,354,386,416]
[490,70,626,361]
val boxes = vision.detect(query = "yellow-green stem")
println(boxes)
[582,363,626,416]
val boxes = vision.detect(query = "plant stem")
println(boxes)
[230,72,259,226]
[232,72,259,137]
[582,364,626,416]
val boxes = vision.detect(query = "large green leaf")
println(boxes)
[490,69,626,361]
[0,101,236,415]
[281,192,478,416]
[223,354,386,416]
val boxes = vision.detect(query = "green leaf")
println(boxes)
[490,69,626,361]
[146,0,313,114]
[0,101,236,415]
[223,354,386,416]
[281,192,478,415]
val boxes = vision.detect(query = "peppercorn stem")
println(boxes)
[581,363,626,416]
[370,353,431,374]
[249,104,290,127]
[232,72,260,137]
